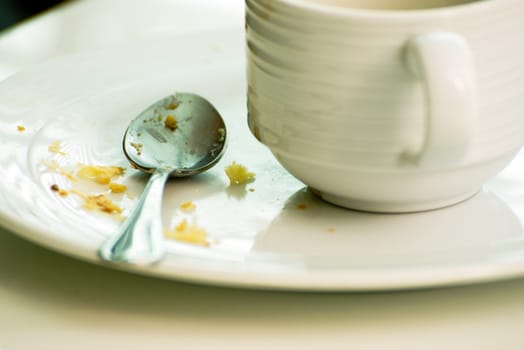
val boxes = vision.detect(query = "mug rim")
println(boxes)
[259,0,496,19]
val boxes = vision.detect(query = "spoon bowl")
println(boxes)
[98,92,227,265]
[124,93,226,175]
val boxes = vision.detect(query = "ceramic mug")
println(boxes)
[246,0,524,212]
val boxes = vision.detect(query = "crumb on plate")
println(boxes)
[109,182,127,193]
[17,125,26,132]
[225,161,256,185]
[164,219,209,246]
[71,189,123,214]
[180,201,197,212]
[77,165,125,185]
[50,183,69,196]
[48,140,67,155]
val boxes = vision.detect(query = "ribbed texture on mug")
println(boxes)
[246,0,524,168]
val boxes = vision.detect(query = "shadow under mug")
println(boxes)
[246,0,524,212]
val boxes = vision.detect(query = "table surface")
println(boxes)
[1,1,524,349]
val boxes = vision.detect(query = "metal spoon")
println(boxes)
[98,93,227,265]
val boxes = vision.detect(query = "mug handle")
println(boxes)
[405,32,477,167]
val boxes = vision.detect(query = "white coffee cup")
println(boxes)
[246,0,524,212]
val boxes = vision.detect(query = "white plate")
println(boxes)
[2,28,524,291]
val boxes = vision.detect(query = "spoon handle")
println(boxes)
[98,168,170,265]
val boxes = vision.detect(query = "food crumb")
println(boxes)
[130,142,143,155]
[77,165,125,185]
[217,127,226,142]
[166,102,179,110]
[327,227,336,233]
[297,203,308,210]
[248,188,255,192]
[85,194,122,213]
[180,201,197,212]
[225,161,256,185]
[164,219,209,246]
[48,140,67,155]
[72,190,123,214]
[165,115,178,131]
[50,183,69,196]
[17,125,26,132]
[46,162,128,217]
[109,182,127,193]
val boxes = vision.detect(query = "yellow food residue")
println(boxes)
[48,140,67,155]
[71,189,123,214]
[17,125,26,132]
[217,128,226,142]
[109,182,128,193]
[50,184,69,196]
[225,161,256,185]
[43,160,77,181]
[130,142,143,155]
[77,165,125,185]
[164,219,209,246]
[180,201,197,212]
[164,115,178,131]
[166,102,179,110]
